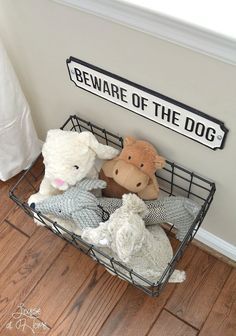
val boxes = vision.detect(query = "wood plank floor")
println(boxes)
[0,161,235,336]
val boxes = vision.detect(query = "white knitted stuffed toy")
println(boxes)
[82,194,186,285]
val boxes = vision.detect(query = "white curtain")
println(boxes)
[0,39,41,181]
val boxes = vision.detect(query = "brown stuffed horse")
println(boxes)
[99,136,165,200]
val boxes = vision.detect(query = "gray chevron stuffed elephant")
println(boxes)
[30,178,200,240]
[30,178,108,231]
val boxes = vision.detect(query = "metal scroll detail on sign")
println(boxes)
[66,57,228,150]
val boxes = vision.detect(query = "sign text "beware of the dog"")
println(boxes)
[67,57,228,150]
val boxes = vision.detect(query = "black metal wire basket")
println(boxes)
[9,115,216,297]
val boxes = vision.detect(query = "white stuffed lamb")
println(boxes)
[82,194,185,286]
[39,129,119,195]
[28,129,119,231]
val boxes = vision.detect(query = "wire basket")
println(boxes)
[9,115,216,297]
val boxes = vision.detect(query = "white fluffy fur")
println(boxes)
[28,129,118,232]
[82,194,185,285]
[39,130,119,195]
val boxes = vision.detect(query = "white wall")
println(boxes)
[120,0,236,39]
[0,0,235,247]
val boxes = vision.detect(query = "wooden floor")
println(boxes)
[0,161,236,336]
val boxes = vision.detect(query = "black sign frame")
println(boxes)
[66,56,228,150]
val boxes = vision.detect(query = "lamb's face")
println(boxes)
[43,133,96,191]
[42,129,120,191]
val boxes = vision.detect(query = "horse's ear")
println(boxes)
[154,155,166,169]
[124,136,136,147]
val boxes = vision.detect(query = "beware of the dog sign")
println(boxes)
[67,57,228,150]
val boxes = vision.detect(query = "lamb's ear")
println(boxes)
[154,155,166,169]
[115,226,135,263]
[78,131,119,159]
[124,136,136,147]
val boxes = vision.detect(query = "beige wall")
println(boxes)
[0,0,235,245]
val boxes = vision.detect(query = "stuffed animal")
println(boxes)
[30,179,108,233]
[98,196,200,241]
[39,130,119,196]
[28,130,118,231]
[82,194,186,286]
[99,136,165,200]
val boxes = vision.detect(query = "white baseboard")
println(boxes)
[195,228,236,261]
